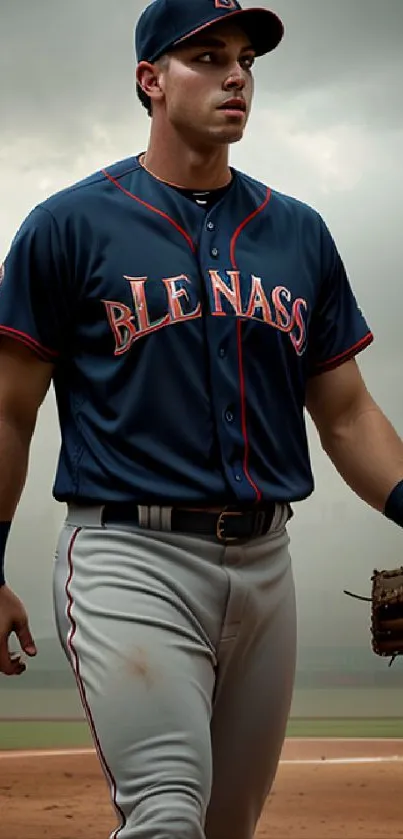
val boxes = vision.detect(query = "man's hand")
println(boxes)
[0,585,37,675]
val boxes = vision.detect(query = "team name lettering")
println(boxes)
[103,275,201,355]
[289,298,308,356]
[208,271,308,351]
[103,271,308,356]
[162,275,202,322]
[209,270,243,316]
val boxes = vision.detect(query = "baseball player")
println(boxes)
[1,0,403,837]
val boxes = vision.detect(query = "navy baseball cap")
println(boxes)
[135,0,284,64]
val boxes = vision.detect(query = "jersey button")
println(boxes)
[225,409,234,423]
[219,346,226,358]
[235,473,242,482]
[206,221,215,231]
[211,247,219,257]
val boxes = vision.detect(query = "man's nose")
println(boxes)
[223,66,246,91]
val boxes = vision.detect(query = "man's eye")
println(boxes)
[195,52,255,68]
[241,55,255,70]
[197,52,214,63]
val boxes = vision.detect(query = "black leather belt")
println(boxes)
[101,502,278,543]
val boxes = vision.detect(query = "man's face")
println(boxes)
[156,21,256,147]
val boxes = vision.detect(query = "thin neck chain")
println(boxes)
[138,153,232,192]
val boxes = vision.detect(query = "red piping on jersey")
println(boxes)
[0,325,58,362]
[102,169,196,253]
[230,187,271,502]
[313,331,374,374]
[230,188,271,270]
[65,528,126,838]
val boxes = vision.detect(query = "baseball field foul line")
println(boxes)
[291,737,403,743]
[281,756,403,765]
[1,749,403,765]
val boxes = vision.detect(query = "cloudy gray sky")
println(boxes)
[1,0,403,651]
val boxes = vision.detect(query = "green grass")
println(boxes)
[1,717,403,751]
[287,717,403,738]
[0,720,92,750]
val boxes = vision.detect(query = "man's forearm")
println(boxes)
[319,404,403,513]
[0,418,32,520]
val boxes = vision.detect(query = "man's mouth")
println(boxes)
[218,98,246,113]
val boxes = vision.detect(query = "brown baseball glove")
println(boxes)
[344,567,403,666]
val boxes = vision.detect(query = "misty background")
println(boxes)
[1,0,403,719]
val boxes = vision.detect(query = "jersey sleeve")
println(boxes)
[0,205,73,362]
[307,218,374,376]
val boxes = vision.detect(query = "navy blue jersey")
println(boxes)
[0,156,373,505]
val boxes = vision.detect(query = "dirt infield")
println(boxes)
[1,739,403,838]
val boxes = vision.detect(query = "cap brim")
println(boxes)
[174,7,284,57]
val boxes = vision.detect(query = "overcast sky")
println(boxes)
[1,0,403,653]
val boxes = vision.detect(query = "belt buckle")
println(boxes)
[216,509,243,543]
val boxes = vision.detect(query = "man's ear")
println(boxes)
[136,60,166,105]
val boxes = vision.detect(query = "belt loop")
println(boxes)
[149,506,163,530]
[66,503,104,527]
[271,503,289,532]
[160,507,173,531]
[137,505,150,528]
[271,504,280,531]
[134,505,173,531]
